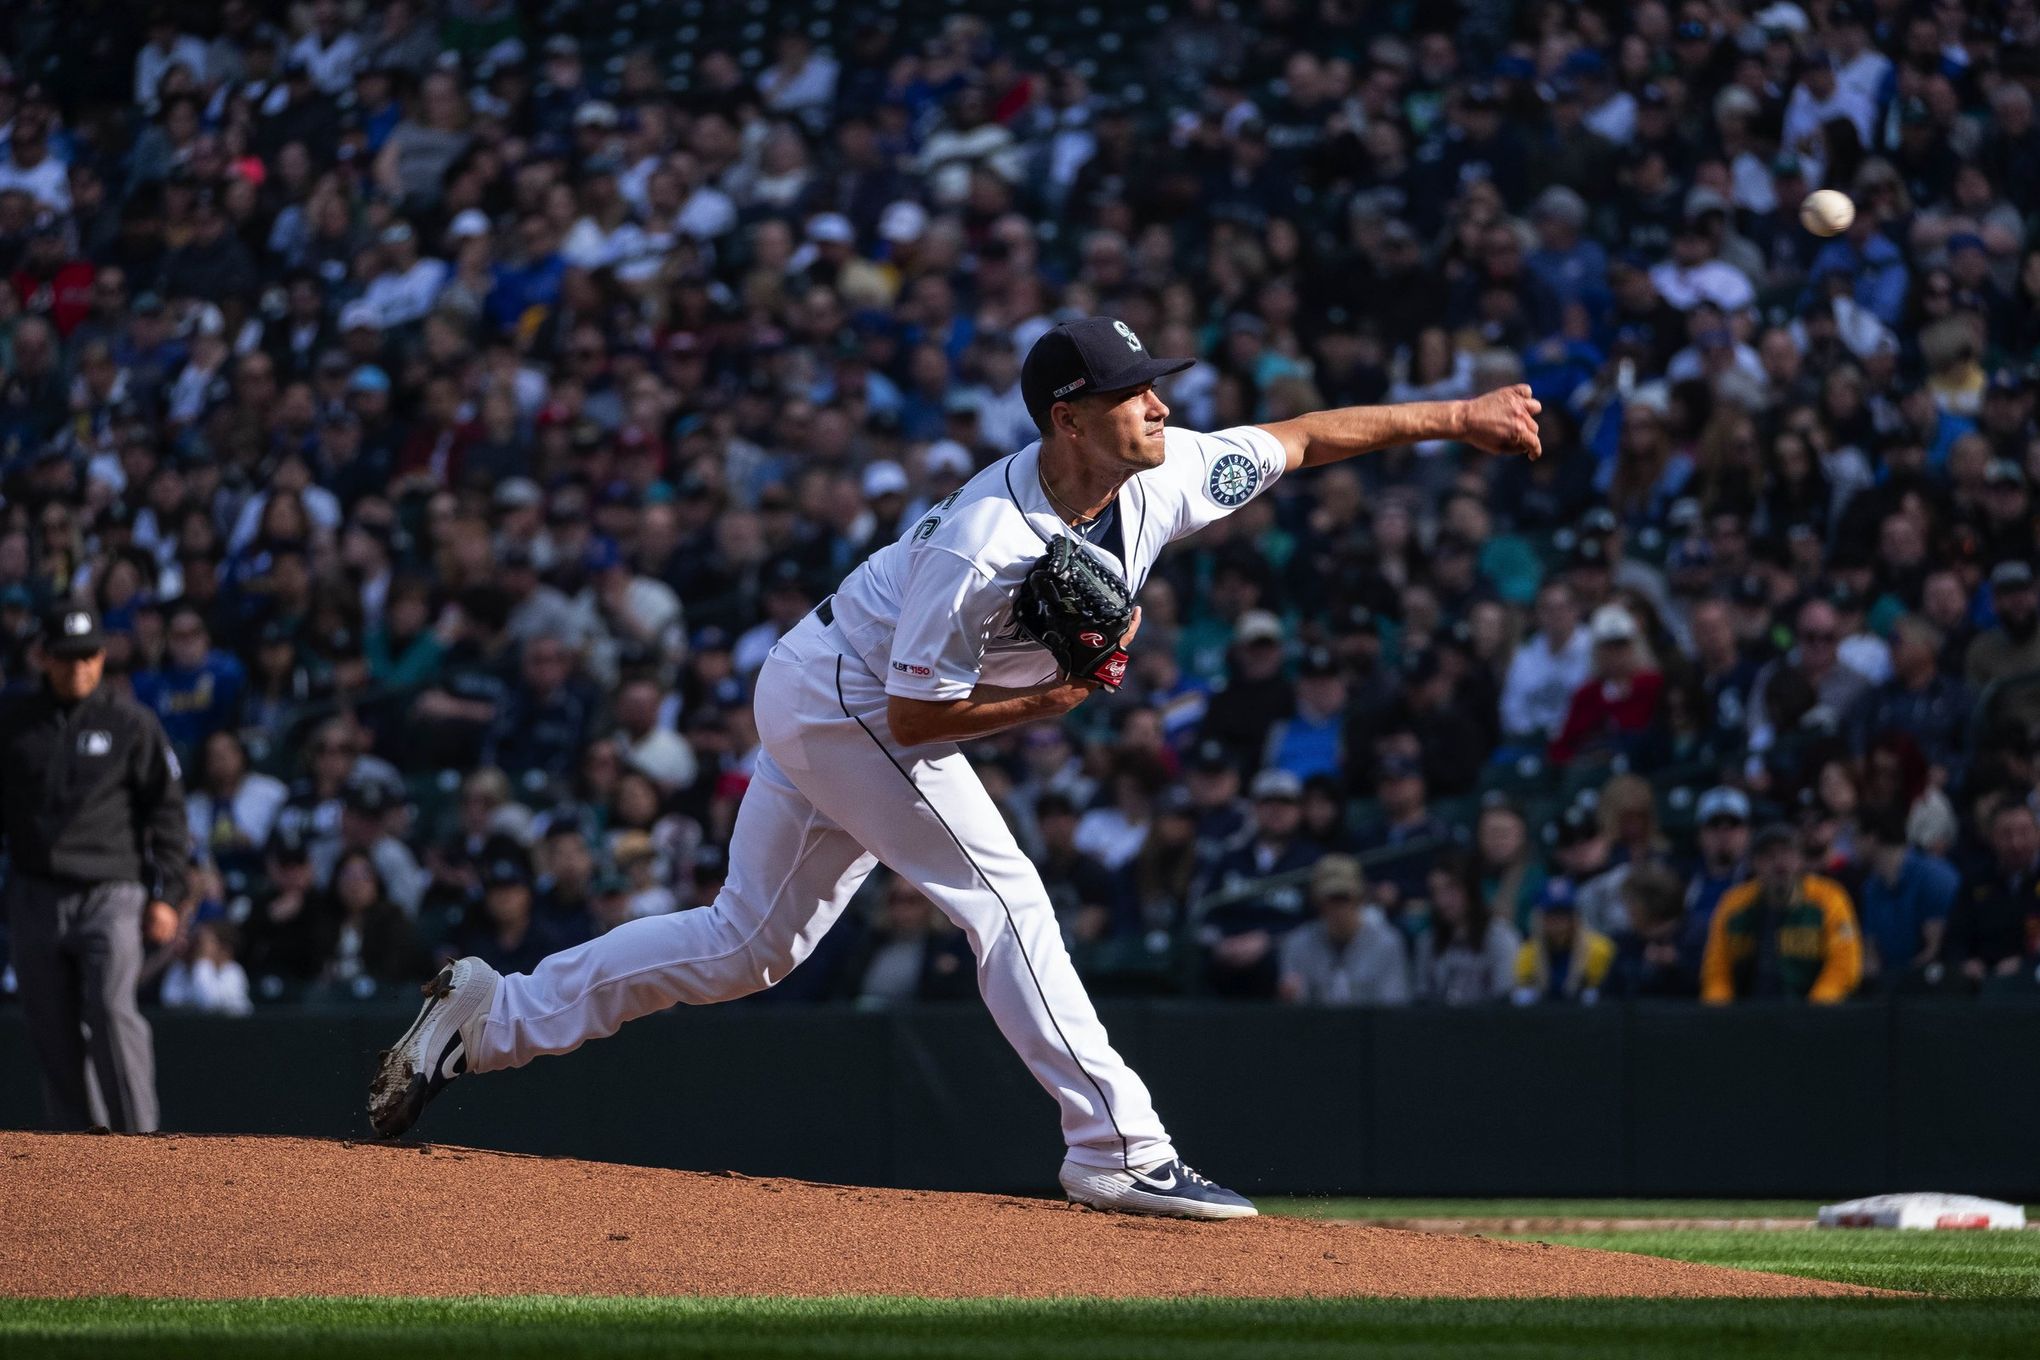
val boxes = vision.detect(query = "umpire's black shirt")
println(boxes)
[0,680,190,903]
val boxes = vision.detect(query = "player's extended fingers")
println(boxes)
[1121,605,1143,648]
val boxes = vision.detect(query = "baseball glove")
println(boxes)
[1012,534,1135,690]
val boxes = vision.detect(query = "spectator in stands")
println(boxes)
[130,602,245,759]
[311,780,425,917]
[1702,823,1863,1004]
[272,717,372,852]
[1685,786,1752,941]
[844,876,974,1007]
[1413,849,1520,1006]
[1500,581,1592,747]
[160,920,253,1017]
[481,633,599,784]
[533,823,600,945]
[1352,752,1451,909]
[1262,646,1346,782]
[313,848,426,997]
[1747,597,1874,766]
[1196,768,1321,998]
[1946,801,2040,989]
[1965,561,2040,735]
[1391,648,1488,795]
[1854,802,1957,991]
[1201,610,1292,775]
[184,729,286,875]
[612,675,697,794]
[1074,754,1165,874]
[1124,786,1204,946]
[1276,855,1411,1007]
[1606,862,1698,999]
[1034,792,1118,950]
[422,767,520,909]
[453,849,570,977]
[1512,880,1614,1005]
[1549,604,1662,766]
[5,0,2039,1027]
[1850,616,1970,779]
[239,829,324,991]
[1471,798,1545,935]
[1862,731,1960,856]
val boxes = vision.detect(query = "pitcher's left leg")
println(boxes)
[785,700,1171,1170]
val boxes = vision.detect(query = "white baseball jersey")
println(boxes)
[468,421,1287,1179]
[830,424,1288,699]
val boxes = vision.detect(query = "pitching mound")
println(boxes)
[0,1133,1873,1300]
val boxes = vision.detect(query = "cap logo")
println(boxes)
[1112,320,1143,352]
[1052,377,1087,399]
[64,612,90,636]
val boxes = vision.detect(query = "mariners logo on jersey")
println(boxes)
[1206,451,1259,507]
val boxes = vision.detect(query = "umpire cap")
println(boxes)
[42,603,105,658]
[1021,316,1194,430]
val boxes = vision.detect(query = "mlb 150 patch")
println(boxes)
[1207,452,1259,507]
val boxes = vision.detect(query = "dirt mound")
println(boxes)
[0,1133,1874,1300]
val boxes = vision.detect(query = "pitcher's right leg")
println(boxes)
[471,753,876,1071]
[368,749,874,1136]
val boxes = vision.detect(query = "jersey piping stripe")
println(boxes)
[834,655,1132,1170]
[1002,456,1054,548]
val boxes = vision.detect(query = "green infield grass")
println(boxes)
[6,1201,2038,1358]
[2,1295,2039,1360]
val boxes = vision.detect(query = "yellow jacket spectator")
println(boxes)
[1702,824,1863,1004]
[1512,879,1616,1004]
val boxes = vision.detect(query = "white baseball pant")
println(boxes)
[469,609,1174,1171]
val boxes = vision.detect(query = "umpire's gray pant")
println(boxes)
[5,877,157,1132]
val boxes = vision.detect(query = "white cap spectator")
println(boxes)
[806,213,855,245]
[494,478,543,511]
[1589,605,1640,644]
[1696,787,1752,824]
[1234,610,1284,645]
[921,440,974,479]
[879,200,929,245]
[1249,768,1304,801]
[338,300,381,333]
[447,209,492,241]
[860,461,909,499]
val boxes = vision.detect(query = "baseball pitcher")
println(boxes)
[371,316,1541,1218]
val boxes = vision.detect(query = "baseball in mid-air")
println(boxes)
[1799,189,1855,237]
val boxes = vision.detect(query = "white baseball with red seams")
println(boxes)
[465,424,1286,1178]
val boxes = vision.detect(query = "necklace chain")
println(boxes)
[1038,467,1100,528]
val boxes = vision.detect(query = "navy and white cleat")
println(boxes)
[368,957,500,1139]
[1059,1156,1258,1220]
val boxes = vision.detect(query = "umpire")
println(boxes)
[0,603,190,1131]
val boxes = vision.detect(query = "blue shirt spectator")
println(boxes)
[1855,808,1957,985]
[1262,648,1346,783]
[1808,230,1909,327]
[132,606,246,757]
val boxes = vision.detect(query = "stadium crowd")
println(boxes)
[0,0,2038,1018]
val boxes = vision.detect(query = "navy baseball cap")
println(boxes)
[42,603,104,658]
[1020,316,1194,430]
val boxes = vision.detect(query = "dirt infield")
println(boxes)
[0,1132,1878,1300]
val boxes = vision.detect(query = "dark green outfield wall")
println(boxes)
[3,999,2035,1198]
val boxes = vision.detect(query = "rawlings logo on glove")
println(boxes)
[1011,535,1137,690]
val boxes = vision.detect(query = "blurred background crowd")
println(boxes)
[0,0,2037,1016]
